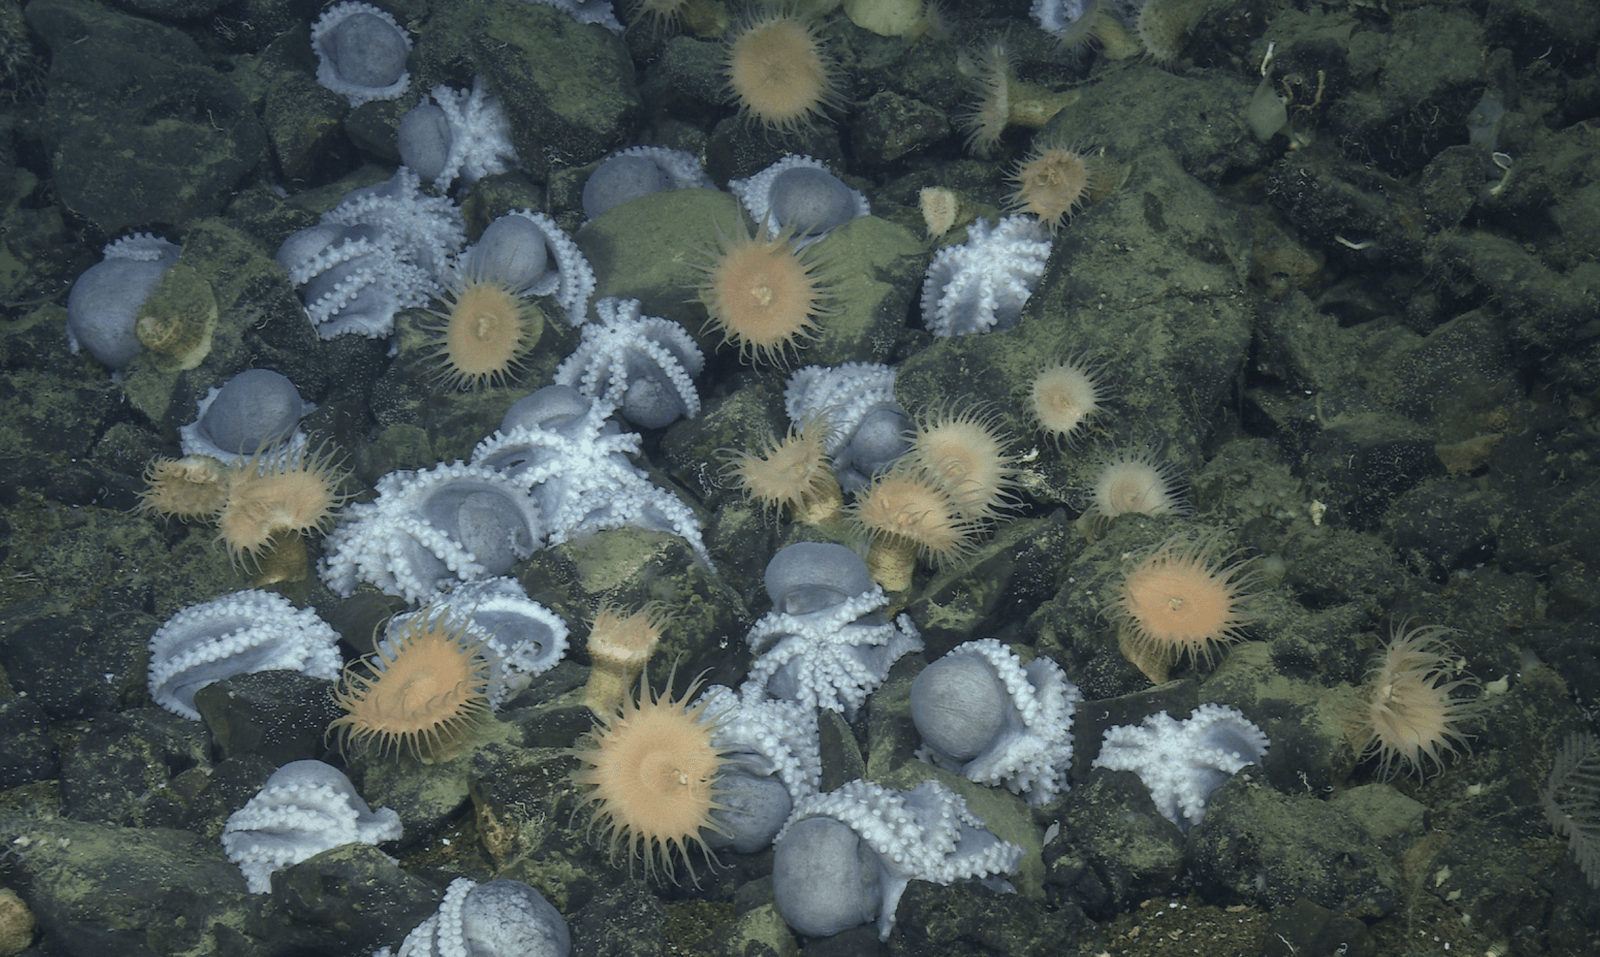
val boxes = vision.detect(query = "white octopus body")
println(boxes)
[381,876,569,957]
[782,362,899,457]
[699,683,824,804]
[322,168,465,280]
[147,589,343,721]
[178,381,314,464]
[730,154,869,243]
[222,760,401,894]
[924,638,1083,806]
[776,778,1023,940]
[472,413,713,567]
[421,77,520,191]
[743,588,924,717]
[589,146,716,213]
[278,169,466,339]
[920,216,1052,337]
[319,461,543,603]
[472,421,643,536]
[1092,702,1271,830]
[519,0,624,33]
[559,471,712,566]
[310,2,412,108]
[1030,0,1094,37]
[554,297,704,427]
[461,209,594,325]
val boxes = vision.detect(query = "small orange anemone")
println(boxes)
[329,608,493,763]
[1135,0,1207,64]
[957,41,1079,155]
[724,415,841,523]
[425,276,539,390]
[216,444,348,565]
[1111,534,1256,683]
[633,0,726,36]
[919,186,971,239]
[694,216,835,364]
[627,0,688,31]
[137,455,231,521]
[569,667,727,884]
[583,602,671,717]
[1009,146,1101,231]
[1356,621,1480,780]
[850,466,977,591]
[1028,357,1106,446]
[1087,448,1188,524]
[725,10,842,133]
[906,405,1017,522]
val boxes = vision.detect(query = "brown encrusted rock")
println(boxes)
[1185,776,1423,918]
[0,816,249,955]
[0,888,34,957]
[25,0,266,234]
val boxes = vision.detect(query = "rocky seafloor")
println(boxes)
[0,0,1597,955]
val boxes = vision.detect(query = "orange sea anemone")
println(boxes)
[905,405,1017,522]
[216,443,348,566]
[329,608,494,763]
[1087,448,1188,524]
[1028,357,1106,446]
[957,41,1080,155]
[1009,146,1102,231]
[905,0,952,43]
[135,262,218,372]
[724,415,842,524]
[425,276,540,390]
[1355,621,1480,780]
[628,0,684,29]
[850,465,977,591]
[1111,534,1256,683]
[725,10,843,133]
[570,667,727,883]
[583,602,671,717]
[137,454,231,521]
[919,185,979,239]
[1133,0,1208,64]
[1048,0,1112,54]
[627,0,724,36]
[842,0,948,39]
[694,215,835,364]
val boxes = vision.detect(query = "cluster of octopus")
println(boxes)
[146,535,1271,951]
[122,79,1272,939]
[85,0,1492,953]
[64,0,1138,381]
[131,157,1315,930]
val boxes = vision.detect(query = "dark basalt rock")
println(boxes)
[1185,775,1423,919]
[58,707,210,828]
[0,600,152,721]
[26,0,266,234]
[194,670,344,767]
[0,817,249,956]
[1044,768,1184,918]
[0,695,57,789]
[265,843,440,954]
